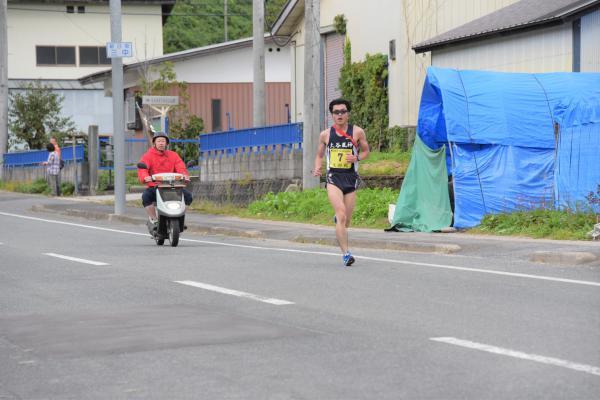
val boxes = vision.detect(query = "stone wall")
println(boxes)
[2,163,88,186]
[200,147,302,182]
[190,178,302,205]
[189,175,404,206]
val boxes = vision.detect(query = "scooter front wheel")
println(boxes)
[169,218,180,247]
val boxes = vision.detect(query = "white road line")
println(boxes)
[431,337,600,377]
[356,255,600,287]
[2,211,600,288]
[174,280,294,305]
[44,253,109,266]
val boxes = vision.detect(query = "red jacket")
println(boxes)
[138,147,189,187]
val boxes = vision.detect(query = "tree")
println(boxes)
[136,61,205,163]
[163,0,288,53]
[8,81,77,150]
[338,39,389,150]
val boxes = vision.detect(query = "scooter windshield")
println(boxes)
[159,188,183,202]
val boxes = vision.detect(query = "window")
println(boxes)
[66,5,74,13]
[211,99,222,132]
[77,6,85,13]
[80,46,111,66]
[36,46,76,66]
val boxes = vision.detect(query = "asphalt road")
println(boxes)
[1,196,599,399]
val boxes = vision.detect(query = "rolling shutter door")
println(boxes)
[324,33,345,128]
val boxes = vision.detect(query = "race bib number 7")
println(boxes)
[330,148,352,169]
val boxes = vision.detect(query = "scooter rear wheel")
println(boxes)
[169,218,180,247]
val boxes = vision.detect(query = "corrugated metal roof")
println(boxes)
[9,79,103,90]
[413,0,600,53]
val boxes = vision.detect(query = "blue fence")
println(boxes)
[3,145,85,167]
[3,123,303,169]
[200,123,303,156]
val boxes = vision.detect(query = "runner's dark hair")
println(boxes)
[329,98,352,113]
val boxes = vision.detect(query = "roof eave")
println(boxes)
[271,0,302,37]
[413,1,600,54]
[413,19,563,53]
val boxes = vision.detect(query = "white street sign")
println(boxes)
[142,96,179,106]
[106,42,133,58]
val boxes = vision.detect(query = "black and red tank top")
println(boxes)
[326,125,358,173]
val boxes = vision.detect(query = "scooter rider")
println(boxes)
[138,132,193,234]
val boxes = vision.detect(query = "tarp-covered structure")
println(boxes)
[391,67,600,230]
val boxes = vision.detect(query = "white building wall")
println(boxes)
[173,45,291,83]
[431,24,572,72]
[392,0,520,127]
[59,90,114,135]
[581,8,600,72]
[7,3,163,79]
[286,0,519,127]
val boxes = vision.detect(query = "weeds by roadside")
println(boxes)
[0,178,74,196]
[472,209,597,240]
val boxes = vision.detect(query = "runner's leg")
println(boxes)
[343,191,356,228]
[327,184,349,253]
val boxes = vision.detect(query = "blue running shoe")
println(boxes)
[342,251,355,266]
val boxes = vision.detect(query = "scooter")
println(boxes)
[137,162,188,247]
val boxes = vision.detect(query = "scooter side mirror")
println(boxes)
[137,162,149,169]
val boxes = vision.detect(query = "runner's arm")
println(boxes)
[312,130,328,176]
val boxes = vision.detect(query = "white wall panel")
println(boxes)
[172,46,290,83]
[581,8,600,72]
[431,24,572,73]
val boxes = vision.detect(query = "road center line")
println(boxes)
[44,253,109,266]
[431,337,600,376]
[2,211,600,288]
[174,280,294,305]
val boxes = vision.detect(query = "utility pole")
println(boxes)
[252,0,265,127]
[0,0,8,180]
[303,0,320,189]
[110,0,126,214]
[224,0,228,42]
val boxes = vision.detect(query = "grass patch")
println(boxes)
[245,187,397,228]
[472,209,597,240]
[0,178,50,194]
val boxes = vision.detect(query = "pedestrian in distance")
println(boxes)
[137,132,193,235]
[312,98,370,266]
[50,136,61,159]
[43,143,61,196]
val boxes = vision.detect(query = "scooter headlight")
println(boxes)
[165,202,181,210]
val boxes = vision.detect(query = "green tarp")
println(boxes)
[389,135,452,232]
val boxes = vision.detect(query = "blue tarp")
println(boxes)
[414,67,600,228]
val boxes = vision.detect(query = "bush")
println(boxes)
[61,182,75,196]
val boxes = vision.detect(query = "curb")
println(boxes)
[293,235,462,254]
[31,204,462,254]
[529,251,599,265]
